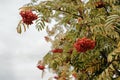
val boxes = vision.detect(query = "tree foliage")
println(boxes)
[17,0,120,80]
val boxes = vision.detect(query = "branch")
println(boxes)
[52,7,83,19]
[100,0,109,16]
[37,1,83,18]
[90,58,120,80]
[103,6,110,16]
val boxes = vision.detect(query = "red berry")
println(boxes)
[37,65,45,70]
[54,76,59,79]
[72,73,77,78]
[74,37,95,52]
[19,10,38,25]
[95,1,105,8]
[52,48,63,53]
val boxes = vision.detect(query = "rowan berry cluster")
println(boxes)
[74,37,95,52]
[20,10,38,25]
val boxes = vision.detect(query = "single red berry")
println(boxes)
[72,73,77,78]
[37,65,45,70]
[54,76,59,79]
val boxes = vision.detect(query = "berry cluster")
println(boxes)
[74,37,95,52]
[52,48,63,53]
[20,10,38,25]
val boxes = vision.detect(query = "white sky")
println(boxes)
[0,0,53,80]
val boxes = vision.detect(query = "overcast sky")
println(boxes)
[0,0,53,80]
